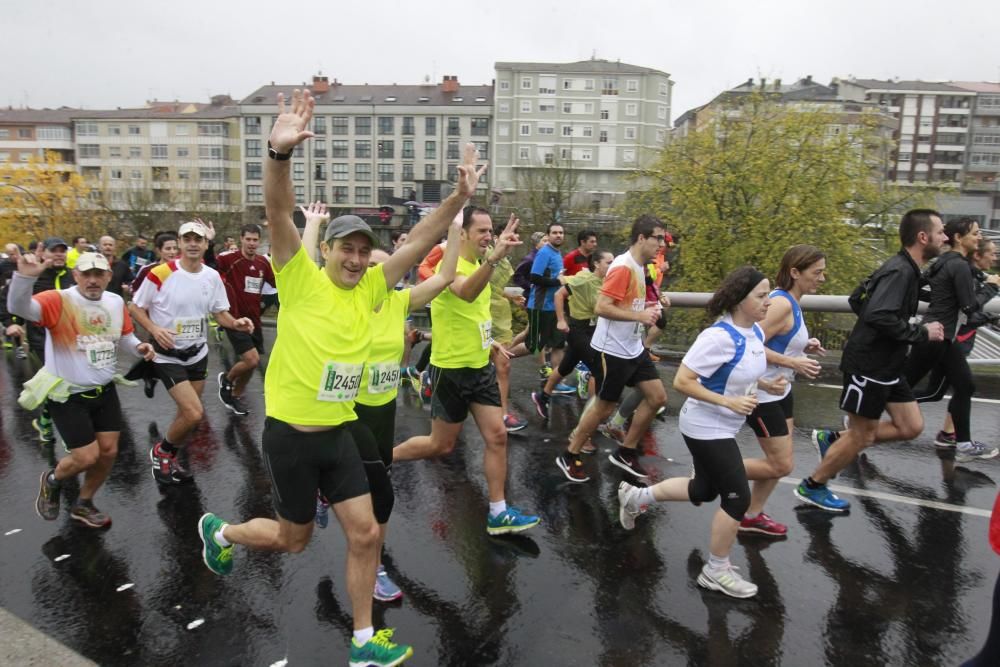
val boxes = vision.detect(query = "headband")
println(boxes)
[738,269,767,302]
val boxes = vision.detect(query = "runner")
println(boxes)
[392,206,540,537]
[8,251,154,527]
[215,223,276,415]
[488,229,531,433]
[121,234,156,275]
[196,90,482,666]
[741,245,827,536]
[556,216,669,482]
[526,222,566,376]
[617,266,786,598]
[798,209,946,512]
[130,220,253,485]
[97,235,133,297]
[129,231,180,293]
[562,229,598,277]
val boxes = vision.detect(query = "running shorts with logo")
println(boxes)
[746,392,793,438]
[839,373,914,420]
[591,349,660,403]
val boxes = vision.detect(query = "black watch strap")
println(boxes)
[267,140,293,161]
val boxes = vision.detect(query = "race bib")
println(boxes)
[366,362,400,395]
[82,340,117,370]
[174,317,205,343]
[135,256,149,267]
[631,298,645,338]
[317,362,363,402]
[244,276,263,294]
[479,321,493,349]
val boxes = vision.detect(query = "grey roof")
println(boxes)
[240,84,494,107]
[726,77,839,100]
[848,79,971,93]
[70,103,239,120]
[0,107,79,125]
[495,59,670,77]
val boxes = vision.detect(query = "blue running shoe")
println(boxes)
[811,429,836,461]
[794,481,850,512]
[487,506,540,535]
[552,383,576,395]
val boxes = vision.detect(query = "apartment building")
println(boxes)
[239,75,493,217]
[953,82,1000,226]
[0,108,76,171]
[72,98,242,214]
[492,59,673,212]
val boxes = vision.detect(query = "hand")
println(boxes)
[987,273,1000,286]
[804,337,827,356]
[150,325,175,350]
[924,321,945,342]
[299,201,330,225]
[637,306,660,327]
[556,319,569,333]
[509,294,526,308]
[660,260,670,273]
[558,274,568,285]
[659,293,671,308]
[490,341,513,359]
[760,376,790,396]
[269,89,316,154]
[136,342,156,361]
[16,252,51,278]
[455,142,488,198]
[233,317,255,334]
[5,324,24,338]
[487,214,522,262]
[725,394,758,416]
[195,218,216,241]
[792,356,822,379]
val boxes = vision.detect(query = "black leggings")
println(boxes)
[347,409,395,525]
[907,340,975,442]
[682,434,751,521]
[556,323,596,377]
[963,569,1000,667]
[415,343,432,373]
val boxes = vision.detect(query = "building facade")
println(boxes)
[0,108,76,171]
[492,59,673,212]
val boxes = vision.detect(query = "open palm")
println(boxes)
[269,89,316,153]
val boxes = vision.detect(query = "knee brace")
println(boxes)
[362,460,395,524]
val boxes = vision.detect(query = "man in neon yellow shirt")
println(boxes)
[197,89,485,667]
[393,207,540,536]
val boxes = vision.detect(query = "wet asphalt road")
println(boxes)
[0,329,998,667]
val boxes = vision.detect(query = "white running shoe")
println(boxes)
[617,481,648,530]
[696,563,758,598]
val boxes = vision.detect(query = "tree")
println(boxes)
[510,158,581,230]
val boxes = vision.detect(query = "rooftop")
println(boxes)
[495,59,670,77]
[846,78,972,93]
[0,107,80,125]
[241,83,494,107]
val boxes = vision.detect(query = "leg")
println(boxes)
[620,378,668,450]
[331,494,380,631]
[873,400,924,444]
[223,514,314,553]
[469,403,508,503]
[165,380,205,445]
[392,419,462,461]
[812,413,879,483]
[492,347,512,415]
[569,398,617,454]
[78,431,120,501]
[744,430,794,515]
[228,348,261,397]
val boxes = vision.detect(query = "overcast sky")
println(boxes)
[5,0,999,122]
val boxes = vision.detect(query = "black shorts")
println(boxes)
[261,417,370,524]
[153,356,209,389]
[682,434,750,521]
[226,327,264,356]
[47,384,122,449]
[527,309,566,353]
[429,364,502,423]
[839,373,914,420]
[591,349,661,403]
[556,322,597,377]
[354,401,396,467]
[746,392,794,438]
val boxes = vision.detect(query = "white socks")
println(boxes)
[214,527,231,547]
[708,553,730,572]
[354,627,374,644]
[489,500,507,518]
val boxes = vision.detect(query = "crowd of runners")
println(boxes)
[3,88,999,666]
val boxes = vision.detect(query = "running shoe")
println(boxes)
[406,368,422,395]
[555,453,590,483]
[552,382,576,395]
[315,494,330,529]
[32,417,54,444]
[576,371,591,400]
[150,442,193,484]
[348,628,413,667]
[956,441,1000,463]
[70,501,111,529]
[198,513,234,576]
[143,375,157,399]
[934,430,957,448]
[794,481,850,512]
[598,422,626,443]
[373,566,404,602]
[617,481,649,530]
[217,372,248,415]
[538,364,553,379]
[811,429,836,461]
[486,506,540,535]
[697,564,758,599]
[608,448,650,479]
[738,512,787,537]
[503,413,527,433]
[569,428,597,455]
[15,346,27,360]
[419,370,432,403]
[530,391,550,420]
[35,469,60,521]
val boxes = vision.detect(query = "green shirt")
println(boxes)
[566,269,602,324]
[265,246,387,425]
[489,257,514,344]
[356,289,410,407]
[430,254,492,369]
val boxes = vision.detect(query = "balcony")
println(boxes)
[937,125,968,132]
[974,106,1000,116]
[939,107,970,115]
[934,143,966,151]
[963,179,1000,192]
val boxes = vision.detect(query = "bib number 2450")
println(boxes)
[317,363,363,402]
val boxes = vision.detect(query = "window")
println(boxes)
[498,124,510,137]
[519,147,530,160]
[356,163,371,181]
[15,128,31,139]
[626,79,639,92]
[199,145,223,159]
[176,146,189,158]
[293,163,304,180]
[355,117,371,135]
[520,124,531,136]
[579,148,592,161]
[425,140,436,159]
[521,100,532,113]
[246,163,262,179]
[971,153,1000,166]
[355,187,372,204]
[200,167,223,181]
[973,134,1000,145]
[659,83,669,96]
[980,95,1000,109]
[0,129,7,139]
[402,163,414,180]
[378,117,394,134]
[471,117,489,136]
[129,125,141,135]
[245,116,261,134]
[625,126,636,140]
[79,144,100,158]
[898,152,912,162]
[585,79,594,91]
[378,140,394,158]
[623,149,636,163]
[656,129,665,143]
[563,102,573,114]
[130,146,142,158]
[560,148,571,160]
[331,140,348,157]
[402,117,415,135]
[537,125,554,135]
[332,116,349,135]
[658,106,668,120]
[447,140,460,159]
[562,126,573,137]
[332,164,349,181]
[600,109,609,120]
[151,144,167,159]
[563,78,575,90]
[602,78,618,95]
[447,164,458,180]
[176,124,190,136]
[582,126,593,137]
[424,164,436,179]
[128,169,142,180]
[402,139,414,158]
[76,122,98,136]
[313,116,326,134]
[109,125,121,136]
[539,102,555,112]
[110,169,123,180]
[355,140,371,158]
[109,146,121,157]
[246,139,261,157]
[110,191,125,205]
[625,103,638,116]
[313,185,326,202]
[499,80,510,90]
[177,169,190,180]
[447,117,460,136]
[599,131,608,143]
[314,163,327,180]
[378,164,395,182]
[198,122,227,137]
[332,186,348,203]
[521,77,532,89]
[246,185,263,203]
[294,185,305,200]
[499,102,510,113]
[425,117,436,134]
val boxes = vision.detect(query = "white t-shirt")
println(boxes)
[759,289,809,404]
[132,260,229,366]
[678,316,767,440]
[590,251,647,359]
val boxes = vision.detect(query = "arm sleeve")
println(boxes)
[863,270,927,343]
[131,277,155,309]
[7,273,44,323]
[600,266,631,302]
[681,329,729,378]
[117,332,144,359]
[953,262,980,316]
[209,274,232,314]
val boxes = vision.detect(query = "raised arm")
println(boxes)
[264,90,316,270]
[299,201,329,263]
[382,143,487,289]
[450,214,521,303]
[408,213,463,310]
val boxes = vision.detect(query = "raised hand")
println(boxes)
[269,89,316,154]
[487,214,521,262]
[455,142,488,198]
[299,201,330,225]
[16,251,51,278]
[194,218,216,241]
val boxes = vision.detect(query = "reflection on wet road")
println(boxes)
[0,333,996,666]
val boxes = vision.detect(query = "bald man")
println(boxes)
[98,236,134,297]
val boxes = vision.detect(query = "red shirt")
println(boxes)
[563,248,589,277]
[215,251,275,327]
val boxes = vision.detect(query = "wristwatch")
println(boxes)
[486,258,500,268]
[267,140,293,161]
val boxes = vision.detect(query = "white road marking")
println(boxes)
[187,618,205,630]
[268,660,288,667]
[4,529,22,536]
[116,583,135,592]
[54,554,70,562]
[779,477,992,517]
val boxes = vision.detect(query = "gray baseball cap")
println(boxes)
[323,215,380,248]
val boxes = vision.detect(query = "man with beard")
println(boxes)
[527,222,566,376]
